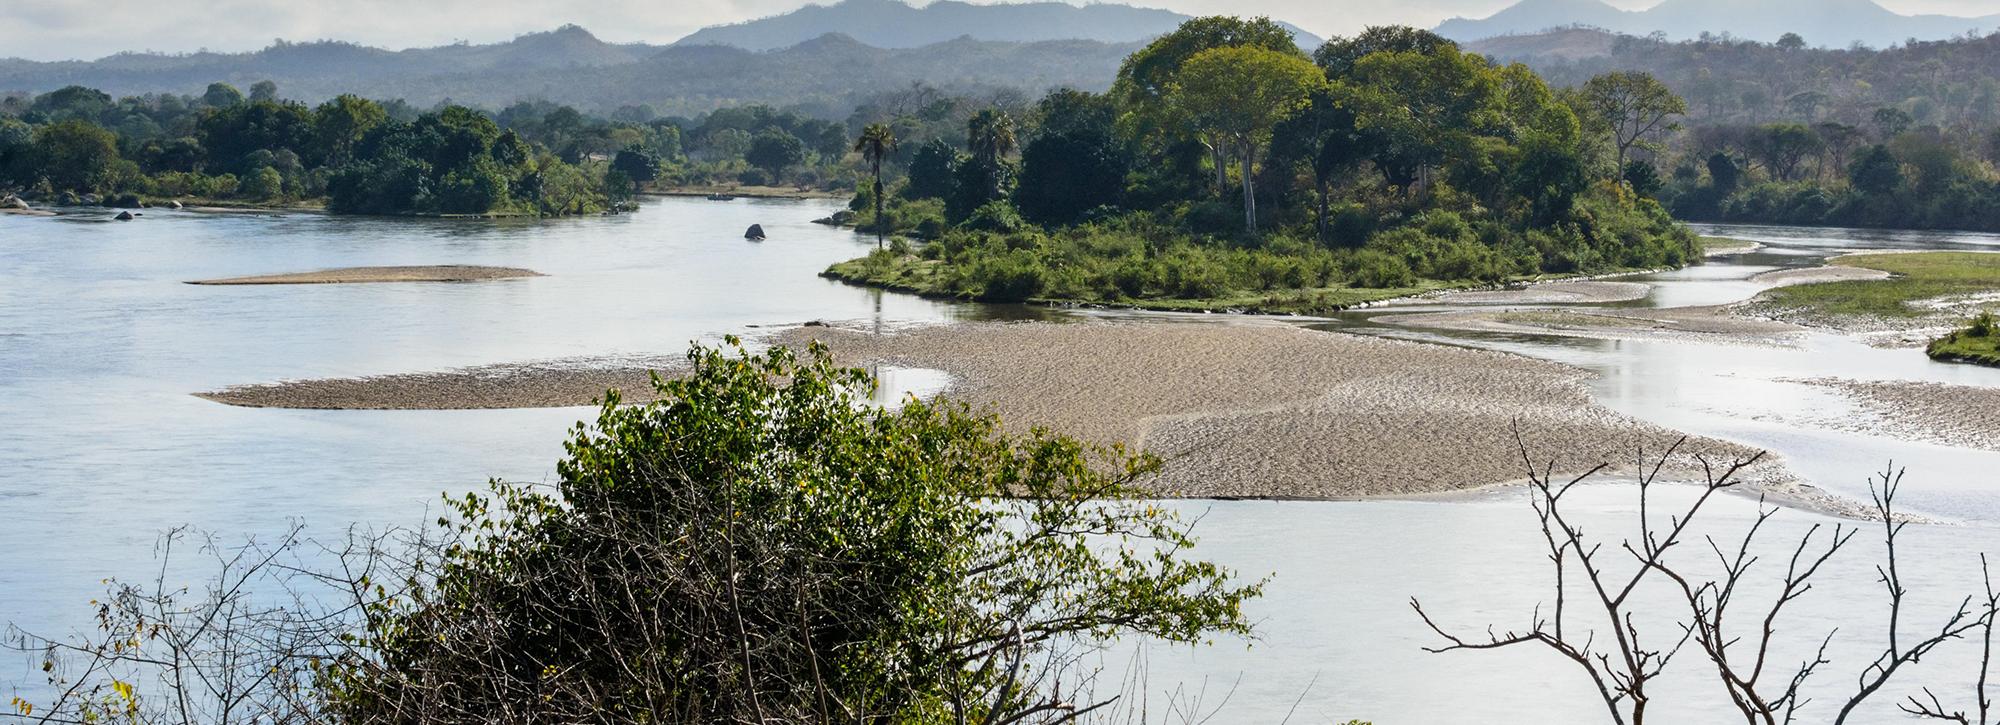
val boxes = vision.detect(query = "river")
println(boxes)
[2,199,1997,722]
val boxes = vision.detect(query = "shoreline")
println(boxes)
[186,265,543,285]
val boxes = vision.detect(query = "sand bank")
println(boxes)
[1791,378,2000,452]
[1378,280,1652,306]
[771,321,1784,499]
[196,358,678,410]
[1378,305,1804,346]
[187,265,542,285]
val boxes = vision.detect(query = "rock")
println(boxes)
[803,320,828,327]
[0,195,26,210]
[57,191,80,206]
[744,224,766,241]
[168,200,184,210]
[114,211,134,221]
[81,193,100,205]
[811,210,856,226]
[105,193,143,209]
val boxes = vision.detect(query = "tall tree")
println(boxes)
[1112,16,1303,198]
[853,123,897,249]
[1579,71,1686,177]
[1170,45,1325,234]
[1271,84,1365,243]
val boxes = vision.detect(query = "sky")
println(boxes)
[6,0,1999,61]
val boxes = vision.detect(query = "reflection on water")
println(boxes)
[6,208,2000,720]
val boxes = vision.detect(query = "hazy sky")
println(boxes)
[7,0,1998,61]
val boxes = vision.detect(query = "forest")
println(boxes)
[1509,30,2000,232]
[828,20,1698,310]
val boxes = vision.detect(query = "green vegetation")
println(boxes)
[830,20,1701,310]
[20,342,1259,721]
[1929,311,2000,366]
[1760,252,2000,319]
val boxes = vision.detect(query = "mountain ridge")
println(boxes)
[674,0,1322,51]
[1437,0,2000,47]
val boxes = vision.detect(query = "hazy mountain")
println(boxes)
[675,0,1322,51]
[0,27,1137,117]
[1437,0,2000,47]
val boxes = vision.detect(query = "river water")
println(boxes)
[2,199,1998,722]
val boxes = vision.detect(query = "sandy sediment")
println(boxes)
[1378,305,1804,346]
[1749,266,1891,287]
[771,321,1784,499]
[1379,280,1652,306]
[1704,238,1762,256]
[1790,377,2000,453]
[197,359,678,410]
[187,265,542,285]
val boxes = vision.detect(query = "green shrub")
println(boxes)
[1346,249,1416,289]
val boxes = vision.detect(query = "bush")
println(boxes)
[735,167,770,186]
[1346,249,1416,288]
[959,200,1026,233]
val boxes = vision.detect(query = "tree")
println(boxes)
[1751,123,1823,182]
[1272,84,1366,243]
[313,94,386,165]
[610,146,661,192]
[745,128,805,183]
[1873,107,1914,140]
[202,82,244,108]
[1580,71,1686,177]
[1170,45,1325,234]
[853,123,896,249]
[1849,144,1905,195]
[1314,25,1456,79]
[902,138,958,201]
[1014,89,1130,226]
[1708,152,1742,194]
[238,165,284,200]
[321,341,1259,722]
[1777,32,1808,51]
[249,80,278,102]
[1112,16,1304,197]
[27,119,120,192]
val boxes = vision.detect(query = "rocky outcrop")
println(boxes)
[745,224,766,241]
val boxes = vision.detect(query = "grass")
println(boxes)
[1928,311,2000,366]
[1699,236,1758,254]
[822,254,1446,314]
[1758,252,2000,319]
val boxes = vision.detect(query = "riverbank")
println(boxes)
[1740,252,2000,340]
[643,185,845,200]
[186,265,543,285]
[193,320,1790,499]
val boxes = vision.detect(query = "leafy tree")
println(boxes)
[238,165,283,200]
[27,119,120,192]
[1750,123,1822,182]
[610,146,660,190]
[1314,26,1455,79]
[854,123,896,248]
[1872,107,1913,140]
[28,86,113,122]
[313,94,387,165]
[744,128,806,182]
[1112,16,1303,197]
[198,100,315,174]
[1707,152,1742,194]
[1848,144,1904,195]
[902,138,958,200]
[1272,84,1366,243]
[1170,45,1325,233]
[248,80,278,103]
[325,341,1259,722]
[1579,71,1685,175]
[1776,32,1807,51]
[202,82,244,108]
[1014,89,1129,225]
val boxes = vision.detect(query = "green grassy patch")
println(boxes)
[1759,252,2000,318]
[1699,236,1757,254]
[824,253,1442,314]
[1929,312,2000,366]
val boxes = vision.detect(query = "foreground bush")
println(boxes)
[14,341,1258,723]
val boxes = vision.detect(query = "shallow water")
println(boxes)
[4,204,1999,721]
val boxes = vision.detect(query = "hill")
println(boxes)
[0,27,1138,117]
[675,0,1322,51]
[1438,0,2000,47]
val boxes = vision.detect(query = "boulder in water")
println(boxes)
[744,224,766,241]
[168,200,184,210]
[0,195,27,210]
[114,211,135,221]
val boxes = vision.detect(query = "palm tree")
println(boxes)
[966,110,1016,167]
[853,123,897,249]
[965,110,1017,202]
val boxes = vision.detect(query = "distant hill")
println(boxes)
[675,0,1322,51]
[1438,0,2000,47]
[0,27,1138,117]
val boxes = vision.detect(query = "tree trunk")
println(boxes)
[1315,178,1330,245]
[1239,141,1257,235]
[1209,138,1228,198]
[872,159,884,250]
